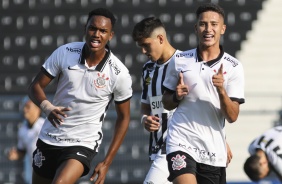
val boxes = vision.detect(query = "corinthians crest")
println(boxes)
[171,154,187,170]
[94,72,109,88]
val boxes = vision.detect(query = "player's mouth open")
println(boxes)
[203,35,213,39]
[90,40,101,47]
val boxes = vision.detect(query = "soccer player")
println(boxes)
[28,8,132,184]
[162,3,245,184]
[8,96,44,184]
[132,17,181,184]
[244,126,282,182]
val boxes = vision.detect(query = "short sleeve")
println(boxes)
[226,62,245,104]
[162,58,179,92]
[114,70,133,103]
[42,46,65,77]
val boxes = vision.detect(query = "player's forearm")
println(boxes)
[218,90,239,123]
[28,72,50,107]
[162,91,179,110]
[103,117,130,165]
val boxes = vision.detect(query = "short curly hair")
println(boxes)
[86,8,116,28]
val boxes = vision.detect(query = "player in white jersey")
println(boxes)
[28,8,132,184]
[132,17,180,184]
[244,126,282,182]
[162,3,245,184]
[8,97,44,184]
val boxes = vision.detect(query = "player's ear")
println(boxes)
[194,24,197,33]
[109,31,114,41]
[221,24,226,35]
[157,34,164,44]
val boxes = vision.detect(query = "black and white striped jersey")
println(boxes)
[249,126,282,178]
[141,50,181,160]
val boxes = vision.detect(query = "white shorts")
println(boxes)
[144,149,172,184]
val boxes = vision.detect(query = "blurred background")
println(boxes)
[1,0,282,183]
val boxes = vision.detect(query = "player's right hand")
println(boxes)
[175,72,189,101]
[142,115,160,132]
[47,107,71,128]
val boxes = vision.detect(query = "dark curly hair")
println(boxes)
[86,8,116,28]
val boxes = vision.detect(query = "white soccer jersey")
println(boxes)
[163,47,245,167]
[141,50,180,160]
[39,42,132,151]
[248,126,282,177]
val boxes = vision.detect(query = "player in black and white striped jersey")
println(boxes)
[132,17,181,184]
[244,125,282,182]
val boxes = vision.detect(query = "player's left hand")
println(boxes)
[226,142,233,167]
[90,161,110,184]
[212,64,225,92]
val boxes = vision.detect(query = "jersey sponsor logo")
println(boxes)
[33,149,45,168]
[66,47,81,54]
[108,59,121,75]
[94,72,109,88]
[77,152,87,158]
[176,52,193,58]
[149,96,169,115]
[224,56,238,67]
[178,143,216,163]
[151,100,163,110]
[171,154,187,170]
[46,132,81,143]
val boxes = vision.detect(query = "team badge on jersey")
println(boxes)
[33,149,45,168]
[145,76,151,85]
[171,154,186,170]
[94,72,109,88]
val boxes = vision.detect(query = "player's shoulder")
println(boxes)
[57,42,84,55]
[265,126,282,136]
[222,52,241,67]
[108,52,130,75]
[142,60,155,71]
[175,48,196,59]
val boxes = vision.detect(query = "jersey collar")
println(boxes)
[196,45,224,67]
[79,44,111,72]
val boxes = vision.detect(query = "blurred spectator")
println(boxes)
[8,96,44,184]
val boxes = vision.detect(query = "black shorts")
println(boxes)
[167,151,226,184]
[32,139,97,179]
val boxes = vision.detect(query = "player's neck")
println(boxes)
[198,45,221,62]
[158,45,176,64]
[85,48,107,67]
